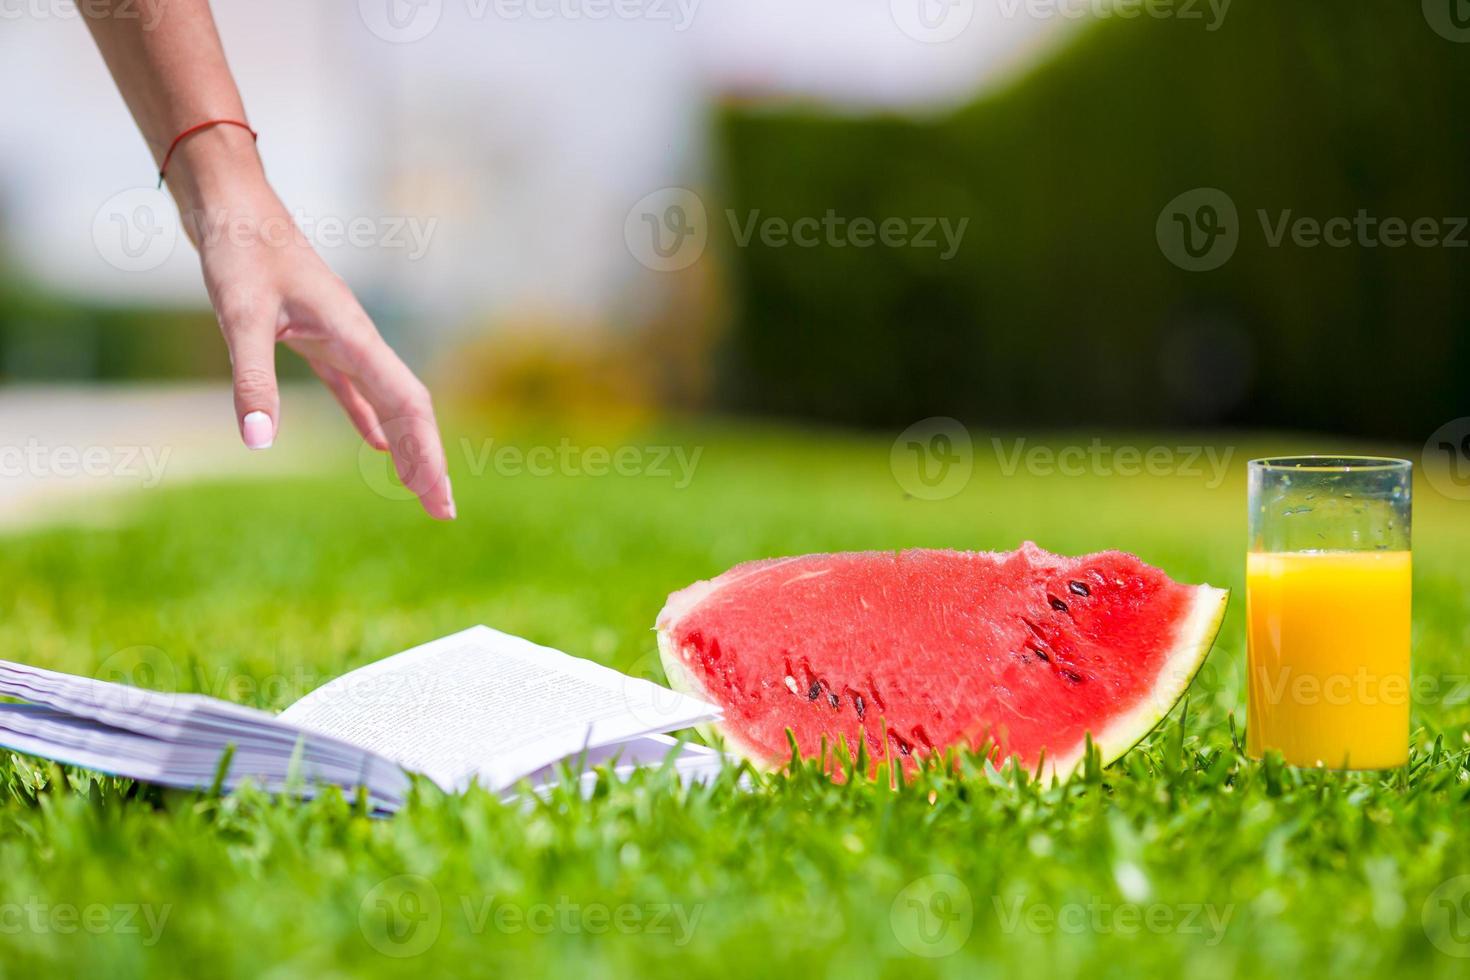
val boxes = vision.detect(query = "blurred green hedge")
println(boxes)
[0,276,328,384]
[713,5,1470,438]
[0,282,226,381]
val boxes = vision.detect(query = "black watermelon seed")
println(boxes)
[1060,669,1083,684]
[866,677,886,712]
[1068,580,1090,597]
[1032,647,1050,662]
[1048,596,1069,612]
[808,682,822,700]
[828,692,840,709]
[854,695,866,720]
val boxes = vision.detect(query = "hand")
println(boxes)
[81,0,453,519]
[178,143,455,520]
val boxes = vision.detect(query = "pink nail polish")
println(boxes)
[242,411,274,450]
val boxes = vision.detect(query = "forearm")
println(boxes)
[83,0,263,214]
[81,1,455,518]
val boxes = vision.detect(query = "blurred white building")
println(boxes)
[0,0,1070,340]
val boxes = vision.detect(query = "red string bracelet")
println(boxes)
[156,119,258,189]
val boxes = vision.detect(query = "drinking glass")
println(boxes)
[1246,456,1412,768]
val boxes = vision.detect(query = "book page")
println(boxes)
[0,658,400,778]
[515,733,721,787]
[278,626,720,791]
[0,704,411,811]
[510,735,733,802]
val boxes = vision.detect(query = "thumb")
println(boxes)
[217,288,281,450]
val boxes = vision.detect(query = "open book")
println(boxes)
[0,626,724,812]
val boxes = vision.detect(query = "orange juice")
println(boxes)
[1246,550,1411,768]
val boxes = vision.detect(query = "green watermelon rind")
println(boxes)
[656,558,807,760]
[657,630,747,757]
[1041,583,1229,780]
[656,557,1231,781]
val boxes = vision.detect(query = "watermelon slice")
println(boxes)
[656,543,1227,780]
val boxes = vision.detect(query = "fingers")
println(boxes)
[349,341,456,521]
[377,410,456,521]
[306,358,387,450]
[216,286,281,450]
[327,321,452,520]
[287,280,456,520]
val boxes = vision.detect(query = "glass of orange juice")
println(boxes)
[1246,456,1412,769]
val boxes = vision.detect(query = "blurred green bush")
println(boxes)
[0,274,326,384]
[0,280,226,381]
[713,5,1470,438]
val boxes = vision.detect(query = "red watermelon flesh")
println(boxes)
[656,543,1227,779]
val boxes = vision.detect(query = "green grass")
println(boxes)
[2,421,1469,978]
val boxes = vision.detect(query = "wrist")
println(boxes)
[163,123,266,215]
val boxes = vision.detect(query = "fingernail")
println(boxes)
[445,475,457,520]
[241,411,274,450]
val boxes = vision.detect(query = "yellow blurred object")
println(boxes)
[436,261,727,431]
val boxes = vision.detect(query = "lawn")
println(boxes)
[2,420,1468,978]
